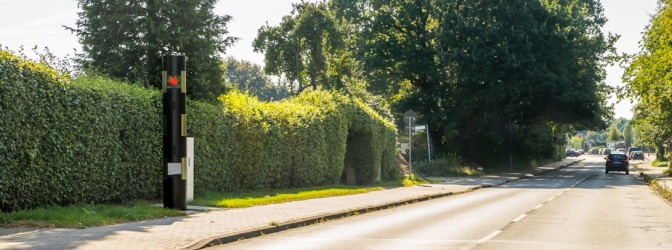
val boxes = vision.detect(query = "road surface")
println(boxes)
[211,157,672,249]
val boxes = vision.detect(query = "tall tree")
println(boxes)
[348,0,614,165]
[607,126,623,141]
[253,1,350,95]
[623,123,633,147]
[622,0,671,159]
[65,0,238,102]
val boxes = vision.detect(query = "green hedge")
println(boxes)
[0,49,400,212]
[0,50,163,211]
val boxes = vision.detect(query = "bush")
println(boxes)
[0,50,163,211]
[413,153,471,177]
[653,160,669,168]
[0,49,401,211]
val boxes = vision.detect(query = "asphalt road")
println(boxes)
[211,157,672,250]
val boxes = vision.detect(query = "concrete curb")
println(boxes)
[185,186,482,249]
[184,159,583,249]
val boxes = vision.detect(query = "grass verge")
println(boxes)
[1,176,434,228]
[0,201,185,228]
[190,185,384,208]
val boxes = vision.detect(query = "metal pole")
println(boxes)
[508,122,513,171]
[162,55,187,211]
[425,124,431,162]
[408,117,413,178]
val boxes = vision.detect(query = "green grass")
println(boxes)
[640,173,672,203]
[0,201,185,228]
[190,185,385,208]
[0,176,436,228]
[652,160,669,167]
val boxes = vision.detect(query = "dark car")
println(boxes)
[631,151,645,161]
[627,146,641,156]
[566,149,579,157]
[605,153,629,174]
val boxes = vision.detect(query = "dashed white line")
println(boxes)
[477,230,502,244]
[512,214,527,222]
[477,173,593,246]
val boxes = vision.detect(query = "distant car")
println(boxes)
[605,153,629,174]
[631,151,645,161]
[627,146,641,156]
[603,149,611,155]
[566,149,580,157]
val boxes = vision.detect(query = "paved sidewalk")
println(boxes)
[632,154,672,191]
[0,158,587,250]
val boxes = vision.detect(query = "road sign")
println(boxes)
[403,110,417,125]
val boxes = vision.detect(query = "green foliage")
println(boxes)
[622,0,672,153]
[623,124,633,147]
[570,136,584,149]
[0,49,400,211]
[214,90,400,190]
[66,0,238,102]
[652,160,669,168]
[223,57,290,101]
[0,49,164,211]
[413,153,478,177]
[253,1,352,94]
[339,0,614,167]
[585,130,607,143]
[0,201,185,228]
[607,126,624,141]
[191,186,382,208]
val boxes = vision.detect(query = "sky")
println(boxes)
[0,0,660,119]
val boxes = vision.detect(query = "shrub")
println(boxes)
[414,153,470,177]
[0,48,401,211]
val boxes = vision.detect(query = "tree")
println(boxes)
[607,126,623,141]
[347,0,614,166]
[253,1,350,95]
[622,0,671,160]
[65,0,238,102]
[224,57,290,101]
[623,124,633,147]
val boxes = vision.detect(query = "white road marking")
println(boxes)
[512,214,527,222]
[533,204,543,210]
[477,230,502,244]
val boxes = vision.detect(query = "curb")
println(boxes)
[183,187,484,249]
[638,171,672,206]
[185,186,481,249]
[184,159,583,249]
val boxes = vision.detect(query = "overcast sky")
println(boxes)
[0,0,660,119]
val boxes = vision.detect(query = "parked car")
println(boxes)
[603,148,611,155]
[566,149,580,157]
[627,146,641,156]
[605,152,629,174]
[631,151,645,161]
